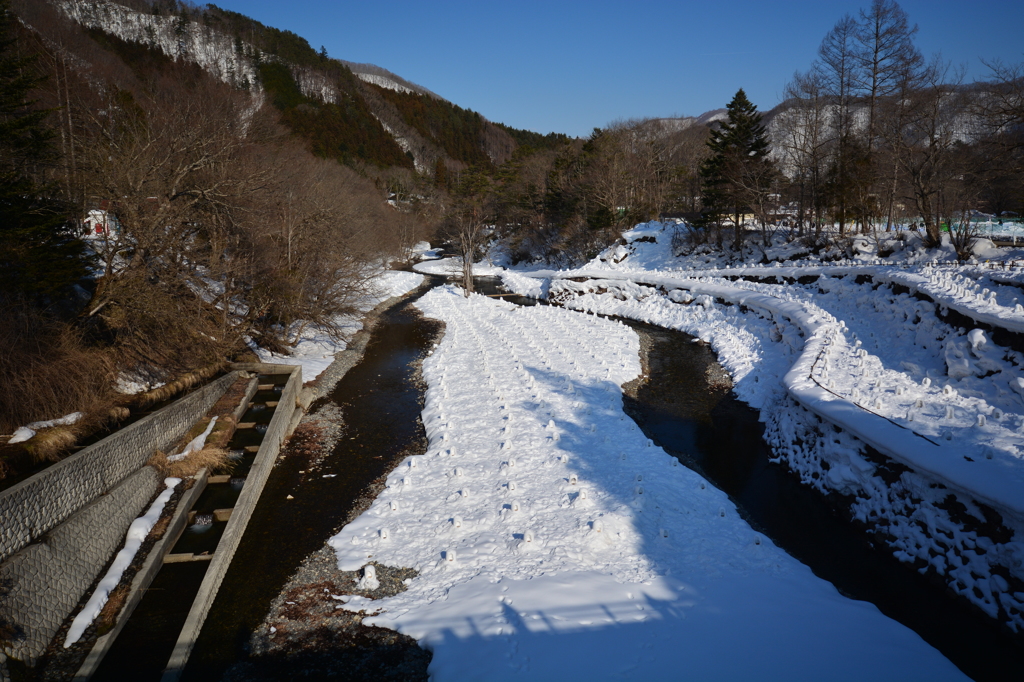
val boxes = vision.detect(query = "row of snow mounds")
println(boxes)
[516,267,1024,523]
[327,284,967,681]
[586,259,1024,335]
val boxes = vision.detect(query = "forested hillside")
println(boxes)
[4,0,1021,470]
[0,0,430,455]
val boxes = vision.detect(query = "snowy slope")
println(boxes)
[55,0,259,90]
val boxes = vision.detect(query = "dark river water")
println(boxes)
[180,282,442,681]
[93,275,1019,681]
[473,275,1021,681]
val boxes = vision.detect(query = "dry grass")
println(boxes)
[95,583,131,637]
[148,446,234,478]
[0,305,119,436]
[134,361,227,410]
[21,426,80,463]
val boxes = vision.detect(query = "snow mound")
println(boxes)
[327,285,964,680]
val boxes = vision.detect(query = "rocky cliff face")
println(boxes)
[55,0,259,90]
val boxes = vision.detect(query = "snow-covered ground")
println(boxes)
[252,270,423,382]
[327,284,966,680]
[413,256,505,278]
[498,222,1024,630]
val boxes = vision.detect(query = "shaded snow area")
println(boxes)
[500,221,1024,631]
[328,285,964,681]
[64,478,181,647]
[252,271,423,381]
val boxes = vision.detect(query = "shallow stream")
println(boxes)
[473,275,1022,681]
[110,275,1022,681]
[181,282,442,681]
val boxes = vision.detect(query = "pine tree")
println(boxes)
[0,0,86,305]
[699,88,774,250]
[434,156,448,188]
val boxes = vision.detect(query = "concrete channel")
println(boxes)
[45,363,303,681]
[0,362,306,682]
[158,364,302,681]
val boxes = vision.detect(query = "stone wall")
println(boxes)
[0,371,241,565]
[0,466,160,664]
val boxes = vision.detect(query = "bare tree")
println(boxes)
[855,0,921,154]
[779,69,831,239]
[882,57,969,245]
[442,169,492,296]
[817,14,860,234]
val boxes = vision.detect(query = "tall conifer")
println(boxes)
[0,0,86,304]
[699,88,773,250]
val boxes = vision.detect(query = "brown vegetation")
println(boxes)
[133,363,227,410]
[148,446,233,479]
[0,0,431,478]
[0,305,117,436]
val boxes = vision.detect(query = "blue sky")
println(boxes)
[211,1,1024,137]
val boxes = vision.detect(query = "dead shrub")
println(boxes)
[22,426,79,463]
[148,446,233,479]
[0,305,118,437]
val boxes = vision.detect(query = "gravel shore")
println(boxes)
[222,282,436,681]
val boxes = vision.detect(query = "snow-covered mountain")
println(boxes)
[340,60,443,100]
[36,0,515,173]
[53,0,259,90]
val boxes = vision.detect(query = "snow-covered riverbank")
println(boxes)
[498,223,1024,631]
[327,284,966,680]
[251,270,423,381]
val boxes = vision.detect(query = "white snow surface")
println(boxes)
[9,427,36,444]
[503,223,1024,521]
[253,270,423,381]
[328,285,964,680]
[166,416,217,462]
[355,72,416,95]
[63,477,181,648]
[499,222,1024,628]
[26,412,83,429]
[412,257,504,277]
[9,412,84,443]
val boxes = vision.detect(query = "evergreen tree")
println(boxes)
[699,88,773,250]
[0,0,86,305]
[434,156,448,188]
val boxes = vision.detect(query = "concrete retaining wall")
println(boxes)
[0,371,241,566]
[0,466,161,664]
[0,370,242,666]
[73,468,211,681]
